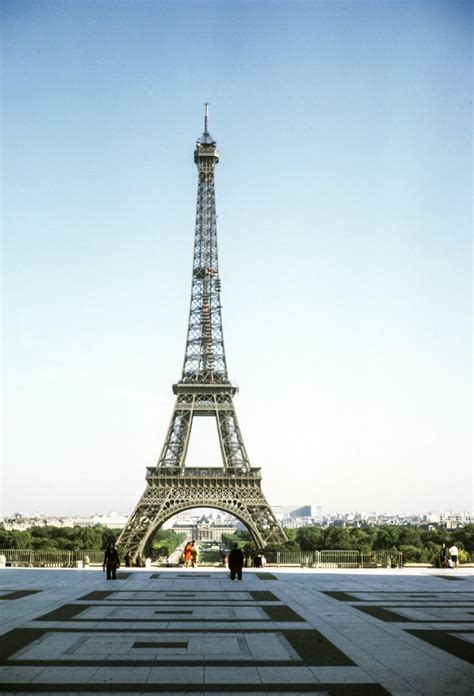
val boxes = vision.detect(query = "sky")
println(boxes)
[1,0,472,518]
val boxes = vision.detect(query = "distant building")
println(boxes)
[1,511,128,531]
[170,513,237,541]
[273,505,322,522]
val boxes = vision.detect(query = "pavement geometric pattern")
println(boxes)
[1,567,473,694]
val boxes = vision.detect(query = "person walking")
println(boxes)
[449,543,459,569]
[102,541,120,580]
[228,543,244,581]
[191,541,198,568]
[184,541,193,568]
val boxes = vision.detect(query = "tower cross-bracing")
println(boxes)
[118,106,287,560]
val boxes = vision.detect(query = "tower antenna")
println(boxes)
[204,102,209,133]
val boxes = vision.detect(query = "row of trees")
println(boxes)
[224,524,474,563]
[0,525,118,551]
[150,529,185,559]
[0,525,184,558]
[1,524,473,563]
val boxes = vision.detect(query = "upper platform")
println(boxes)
[173,382,237,396]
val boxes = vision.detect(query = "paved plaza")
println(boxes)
[0,565,473,695]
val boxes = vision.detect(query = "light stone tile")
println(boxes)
[204,666,261,684]
[146,666,204,683]
[245,633,298,660]
[187,635,241,655]
[0,666,46,683]
[310,666,376,683]
[31,666,99,683]
[92,666,151,683]
[257,666,319,683]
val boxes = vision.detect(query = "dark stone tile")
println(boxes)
[133,640,188,649]
[263,606,305,622]
[154,610,193,614]
[256,573,278,580]
[176,574,211,578]
[434,575,465,581]
[0,590,42,600]
[0,682,389,693]
[352,606,408,623]
[34,604,88,622]
[0,627,47,661]
[78,591,113,601]
[250,591,279,601]
[322,591,357,602]
[407,629,474,664]
[282,629,355,666]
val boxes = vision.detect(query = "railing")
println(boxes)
[0,549,73,567]
[0,548,404,569]
[267,550,404,568]
[75,550,105,564]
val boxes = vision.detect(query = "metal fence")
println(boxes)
[0,549,107,568]
[267,550,404,568]
[0,549,73,567]
[0,548,404,569]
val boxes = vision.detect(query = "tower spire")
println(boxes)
[197,102,215,146]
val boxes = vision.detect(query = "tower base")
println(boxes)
[118,468,287,560]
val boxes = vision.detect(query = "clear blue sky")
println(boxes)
[2,0,472,517]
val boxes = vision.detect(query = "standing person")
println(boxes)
[102,541,120,580]
[124,552,131,568]
[438,543,448,569]
[184,541,193,568]
[228,543,244,581]
[449,543,459,569]
[191,541,198,568]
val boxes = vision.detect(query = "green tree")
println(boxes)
[149,529,185,559]
[296,527,323,550]
[398,527,422,547]
[0,529,32,548]
[372,527,401,552]
[348,528,373,553]
[322,527,352,550]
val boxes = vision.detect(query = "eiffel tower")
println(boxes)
[118,106,287,560]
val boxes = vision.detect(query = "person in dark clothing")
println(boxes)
[124,552,131,568]
[103,541,120,580]
[439,543,448,569]
[228,543,244,581]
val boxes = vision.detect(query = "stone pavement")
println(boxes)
[0,565,473,695]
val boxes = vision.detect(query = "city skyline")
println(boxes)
[2,1,472,517]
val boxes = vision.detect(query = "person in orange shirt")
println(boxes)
[184,541,193,568]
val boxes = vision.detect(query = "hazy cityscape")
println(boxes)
[2,506,473,534]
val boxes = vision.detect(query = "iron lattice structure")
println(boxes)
[118,107,287,559]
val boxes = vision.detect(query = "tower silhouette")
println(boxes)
[118,106,287,559]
